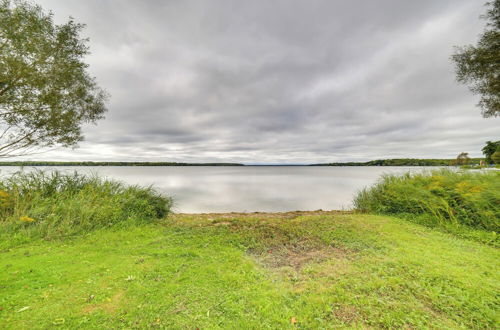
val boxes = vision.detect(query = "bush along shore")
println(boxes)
[0,171,172,248]
[354,169,500,244]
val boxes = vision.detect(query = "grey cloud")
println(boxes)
[18,0,500,163]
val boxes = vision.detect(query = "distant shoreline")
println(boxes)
[0,162,245,167]
[0,158,484,167]
[311,158,483,166]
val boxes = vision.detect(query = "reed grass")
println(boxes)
[0,170,172,244]
[354,169,500,234]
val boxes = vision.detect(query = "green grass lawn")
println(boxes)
[1,211,498,329]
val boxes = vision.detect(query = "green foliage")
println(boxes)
[452,152,470,166]
[0,0,108,157]
[0,213,498,328]
[492,151,500,164]
[354,169,500,233]
[0,171,171,242]
[313,158,483,166]
[482,140,500,163]
[452,0,499,117]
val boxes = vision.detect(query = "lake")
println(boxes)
[0,166,434,213]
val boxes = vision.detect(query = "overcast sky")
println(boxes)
[27,0,500,163]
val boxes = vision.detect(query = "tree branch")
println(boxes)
[0,128,38,153]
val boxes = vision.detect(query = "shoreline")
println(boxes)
[169,210,353,219]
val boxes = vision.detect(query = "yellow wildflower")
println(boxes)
[426,175,445,192]
[0,190,10,207]
[20,216,36,223]
[468,185,483,193]
[455,181,483,195]
[455,181,470,193]
[430,175,444,182]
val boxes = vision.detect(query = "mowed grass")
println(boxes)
[1,211,498,329]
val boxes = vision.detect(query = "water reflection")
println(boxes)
[0,166,432,213]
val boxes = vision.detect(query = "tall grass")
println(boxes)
[354,169,499,233]
[0,170,172,243]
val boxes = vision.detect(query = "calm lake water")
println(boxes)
[0,166,435,213]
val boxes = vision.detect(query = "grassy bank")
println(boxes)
[354,169,499,244]
[1,211,498,329]
[0,171,498,328]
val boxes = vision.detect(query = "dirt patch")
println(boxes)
[82,291,124,315]
[332,304,360,324]
[253,239,349,271]
[169,210,354,271]
[212,221,232,226]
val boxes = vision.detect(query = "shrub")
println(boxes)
[354,169,500,232]
[0,171,172,242]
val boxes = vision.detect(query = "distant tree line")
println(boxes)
[311,158,483,167]
[0,161,245,166]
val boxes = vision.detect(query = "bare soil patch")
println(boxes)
[331,304,361,324]
[252,239,350,271]
[82,291,124,315]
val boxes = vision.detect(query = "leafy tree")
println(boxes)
[0,0,107,157]
[454,152,470,166]
[492,151,500,164]
[451,0,499,117]
[482,140,500,163]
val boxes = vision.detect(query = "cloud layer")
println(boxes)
[28,0,500,163]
